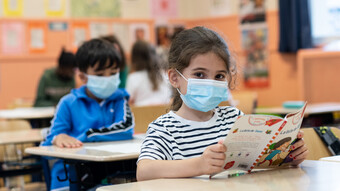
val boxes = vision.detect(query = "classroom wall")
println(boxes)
[0,18,155,109]
[1,0,330,109]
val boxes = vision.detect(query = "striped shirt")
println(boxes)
[138,106,243,162]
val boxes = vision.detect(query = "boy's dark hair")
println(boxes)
[168,26,237,111]
[131,40,162,91]
[58,48,76,69]
[100,35,126,70]
[76,39,122,73]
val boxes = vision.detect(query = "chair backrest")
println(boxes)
[0,119,32,132]
[220,91,258,114]
[131,105,169,133]
[303,127,340,160]
[0,120,33,163]
[7,98,33,109]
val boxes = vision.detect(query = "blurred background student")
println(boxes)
[101,35,129,89]
[34,48,76,107]
[126,40,171,106]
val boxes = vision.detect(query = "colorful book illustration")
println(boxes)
[220,102,307,175]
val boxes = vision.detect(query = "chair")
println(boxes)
[0,120,32,132]
[220,91,258,114]
[131,105,169,133]
[0,120,32,163]
[0,120,44,189]
[302,127,340,160]
[7,98,33,109]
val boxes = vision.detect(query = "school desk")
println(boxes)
[0,107,55,128]
[96,160,340,191]
[255,102,340,126]
[0,129,43,145]
[0,107,55,120]
[25,134,145,190]
[319,155,340,163]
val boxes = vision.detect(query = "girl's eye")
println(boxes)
[215,74,226,80]
[194,72,204,78]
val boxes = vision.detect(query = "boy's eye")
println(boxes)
[215,74,226,80]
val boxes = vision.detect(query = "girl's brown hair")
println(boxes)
[131,40,162,91]
[168,26,237,111]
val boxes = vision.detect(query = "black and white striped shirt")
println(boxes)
[138,106,243,162]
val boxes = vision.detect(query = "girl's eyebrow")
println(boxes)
[192,67,208,71]
[192,67,227,74]
[217,70,227,74]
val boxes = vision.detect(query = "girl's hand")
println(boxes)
[288,131,309,166]
[198,140,226,175]
[53,133,83,148]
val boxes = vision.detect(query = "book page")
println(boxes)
[222,115,285,172]
[256,103,307,168]
[221,103,307,173]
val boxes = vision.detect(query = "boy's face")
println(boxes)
[168,51,228,95]
[80,60,120,83]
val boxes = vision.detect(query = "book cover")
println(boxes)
[221,103,307,174]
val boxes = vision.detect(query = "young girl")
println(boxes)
[126,40,171,106]
[136,26,309,181]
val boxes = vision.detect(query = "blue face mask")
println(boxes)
[176,69,229,112]
[86,73,120,99]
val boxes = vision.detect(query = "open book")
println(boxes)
[220,103,307,175]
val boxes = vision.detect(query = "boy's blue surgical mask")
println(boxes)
[176,69,229,112]
[86,73,120,99]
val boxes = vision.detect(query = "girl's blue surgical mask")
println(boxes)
[86,73,120,99]
[176,69,229,112]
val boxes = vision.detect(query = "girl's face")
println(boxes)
[170,51,228,95]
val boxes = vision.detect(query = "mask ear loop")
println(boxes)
[175,69,188,96]
[175,69,188,81]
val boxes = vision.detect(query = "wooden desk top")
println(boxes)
[97,160,340,191]
[0,107,55,120]
[0,129,43,145]
[255,102,340,115]
[25,134,145,162]
[319,155,340,163]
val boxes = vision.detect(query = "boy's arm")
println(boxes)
[42,98,73,145]
[85,99,134,142]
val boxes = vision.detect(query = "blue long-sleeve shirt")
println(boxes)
[42,85,134,146]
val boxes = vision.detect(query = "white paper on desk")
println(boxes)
[85,142,141,154]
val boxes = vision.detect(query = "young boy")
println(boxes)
[42,39,134,190]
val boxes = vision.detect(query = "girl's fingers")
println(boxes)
[211,144,227,153]
[212,152,226,160]
[291,149,309,166]
[210,158,225,167]
[291,138,305,150]
[290,145,308,159]
[297,130,304,139]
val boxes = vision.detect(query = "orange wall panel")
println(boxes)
[0,18,154,109]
